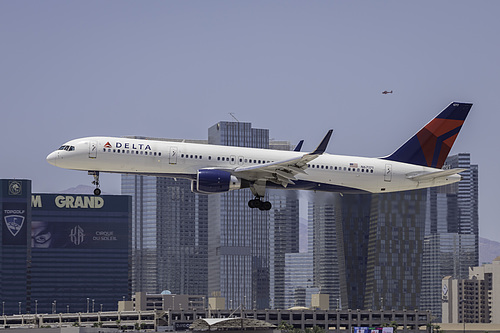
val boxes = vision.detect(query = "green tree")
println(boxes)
[278,321,294,332]
[382,321,398,332]
[312,326,325,333]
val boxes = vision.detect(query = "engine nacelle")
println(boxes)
[192,169,242,194]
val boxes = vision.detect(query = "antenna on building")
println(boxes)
[229,113,239,122]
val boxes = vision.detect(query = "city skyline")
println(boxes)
[1,2,498,242]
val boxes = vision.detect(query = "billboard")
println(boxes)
[31,194,130,249]
[354,328,393,333]
[2,202,28,246]
[31,220,128,249]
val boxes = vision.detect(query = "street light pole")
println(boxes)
[87,298,89,313]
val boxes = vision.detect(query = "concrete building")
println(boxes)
[119,291,204,312]
[442,256,500,324]
[0,308,432,332]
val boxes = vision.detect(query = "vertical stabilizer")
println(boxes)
[383,102,472,169]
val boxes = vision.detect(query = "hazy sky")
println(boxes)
[2,2,499,240]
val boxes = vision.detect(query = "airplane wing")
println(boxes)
[231,130,333,189]
[406,168,467,182]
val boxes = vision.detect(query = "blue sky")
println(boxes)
[1,1,498,240]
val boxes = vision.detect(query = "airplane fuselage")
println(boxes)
[47,136,460,194]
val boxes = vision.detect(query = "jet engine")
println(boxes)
[191,169,243,194]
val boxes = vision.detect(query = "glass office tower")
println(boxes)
[122,175,208,295]
[421,153,479,320]
[207,122,299,310]
[30,193,131,313]
[0,179,31,315]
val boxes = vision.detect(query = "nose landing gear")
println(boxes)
[89,171,101,196]
[248,197,272,211]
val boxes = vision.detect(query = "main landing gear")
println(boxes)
[248,197,272,211]
[89,171,101,196]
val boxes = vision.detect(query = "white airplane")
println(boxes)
[47,102,472,211]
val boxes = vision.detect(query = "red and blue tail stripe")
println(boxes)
[384,102,472,169]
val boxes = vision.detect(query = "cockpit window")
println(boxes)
[58,145,75,151]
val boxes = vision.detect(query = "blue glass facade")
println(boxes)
[0,179,31,315]
[31,193,131,314]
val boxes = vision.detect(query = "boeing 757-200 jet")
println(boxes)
[47,102,472,211]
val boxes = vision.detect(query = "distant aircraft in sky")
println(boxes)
[382,90,393,94]
[47,102,472,211]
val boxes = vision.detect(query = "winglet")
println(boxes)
[311,130,333,155]
[293,140,304,152]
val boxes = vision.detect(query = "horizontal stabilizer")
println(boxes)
[406,168,467,182]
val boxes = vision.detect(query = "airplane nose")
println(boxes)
[46,151,58,166]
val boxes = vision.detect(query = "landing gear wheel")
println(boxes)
[260,201,272,211]
[248,199,261,209]
[89,171,101,196]
[248,198,272,211]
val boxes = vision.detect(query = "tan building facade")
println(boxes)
[442,256,500,324]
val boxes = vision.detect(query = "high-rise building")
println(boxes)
[0,179,31,315]
[31,193,131,313]
[122,175,159,294]
[121,137,209,295]
[122,174,208,296]
[268,190,300,309]
[284,252,316,309]
[207,121,299,310]
[421,153,478,320]
[363,190,427,310]
[309,193,346,310]
[442,257,500,324]
[339,194,372,310]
